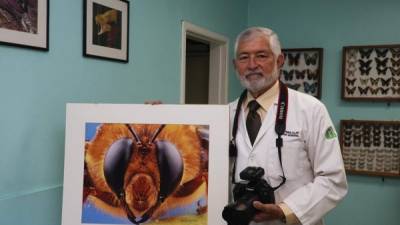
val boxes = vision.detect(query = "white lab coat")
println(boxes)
[229,88,348,225]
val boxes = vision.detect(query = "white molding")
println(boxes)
[181,21,229,104]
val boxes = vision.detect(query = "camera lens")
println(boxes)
[222,203,254,225]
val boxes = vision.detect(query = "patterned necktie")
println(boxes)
[246,100,261,145]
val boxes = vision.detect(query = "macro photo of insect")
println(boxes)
[83,123,209,225]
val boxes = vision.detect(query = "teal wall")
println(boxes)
[248,0,400,225]
[2,0,400,224]
[0,0,247,224]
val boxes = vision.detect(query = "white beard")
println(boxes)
[237,66,279,94]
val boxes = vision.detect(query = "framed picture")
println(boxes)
[280,48,323,99]
[341,44,400,101]
[62,103,230,225]
[340,120,400,177]
[83,0,129,62]
[0,0,49,50]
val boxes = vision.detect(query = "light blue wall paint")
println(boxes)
[2,0,399,224]
[0,0,247,224]
[248,0,400,225]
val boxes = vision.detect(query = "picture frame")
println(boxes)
[83,0,129,62]
[280,48,323,99]
[339,120,400,177]
[0,0,49,51]
[62,103,230,225]
[341,44,400,101]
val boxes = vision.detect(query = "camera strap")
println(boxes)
[230,82,288,190]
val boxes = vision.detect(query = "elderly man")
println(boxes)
[228,27,347,225]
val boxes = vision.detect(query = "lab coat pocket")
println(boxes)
[281,141,307,179]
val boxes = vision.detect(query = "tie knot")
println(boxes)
[248,100,260,112]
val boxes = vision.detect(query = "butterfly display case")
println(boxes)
[280,48,323,99]
[340,120,400,177]
[342,45,400,101]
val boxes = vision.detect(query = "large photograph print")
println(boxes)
[0,0,48,50]
[84,0,129,62]
[62,104,229,225]
[83,123,209,224]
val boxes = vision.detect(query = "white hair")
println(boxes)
[234,27,282,58]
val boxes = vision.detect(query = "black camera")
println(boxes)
[222,167,275,225]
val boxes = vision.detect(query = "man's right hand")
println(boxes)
[144,100,163,105]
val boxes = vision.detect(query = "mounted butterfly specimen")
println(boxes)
[390,67,400,76]
[343,133,352,147]
[287,52,301,66]
[358,86,369,95]
[347,60,357,69]
[380,77,391,87]
[390,48,400,58]
[306,69,318,80]
[380,87,389,94]
[358,67,370,78]
[282,70,294,81]
[83,124,209,224]
[370,87,380,95]
[345,78,356,86]
[391,58,400,67]
[359,48,373,59]
[345,86,356,95]
[358,59,372,75]
[375,48,389,58]
[295,69,306,79]
[347,69,356,77]
[392,77,400,86]
[303,81,318,94]
[360,78,369,85]
[373,135,381,147]
[391,87,400,94]
[370,77,380,86]
[304,52,318,66]
[375,57,388,68]
[377,67,388,75]
[286,83,301,90]
[347,49,358,60]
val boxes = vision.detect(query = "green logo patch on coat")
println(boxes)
[325,126,337,139]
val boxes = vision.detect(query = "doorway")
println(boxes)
[181,21,229,104]
[185,38,210,104]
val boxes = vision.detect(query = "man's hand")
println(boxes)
[252,201,285,222]
[144,100,162,105]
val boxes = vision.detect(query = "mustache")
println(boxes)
[244,71,263,77]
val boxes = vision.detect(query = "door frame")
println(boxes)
[180,21,229,104]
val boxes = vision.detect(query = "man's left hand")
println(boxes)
[252,201,285,222]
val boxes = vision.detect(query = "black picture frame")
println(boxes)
[340,120,400,177]
[0,0,49,51]
[341,44,400,101]
[83,0,129,63]
[280,48,323,99]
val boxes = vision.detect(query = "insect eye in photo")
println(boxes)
[82,123,209,224]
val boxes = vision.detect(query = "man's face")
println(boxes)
[234,35,283,96]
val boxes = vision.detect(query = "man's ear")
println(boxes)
[277,54,285,69]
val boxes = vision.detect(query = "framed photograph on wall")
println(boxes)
[280,48,323,99]
[341,44,400,101]
[0,0,49,50]
[84,0,129,62]
[62,103,230,225]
